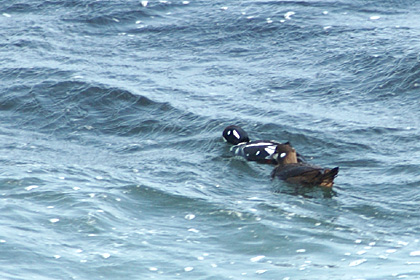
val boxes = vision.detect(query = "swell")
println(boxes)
[60,0,179,28]
[0,75,202,141]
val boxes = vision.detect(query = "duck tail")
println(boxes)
[320,167,339,188]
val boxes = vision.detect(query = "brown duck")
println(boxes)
[271,143,339,188]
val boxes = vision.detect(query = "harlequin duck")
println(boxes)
[222,125,304,164]
[271,143,339,188]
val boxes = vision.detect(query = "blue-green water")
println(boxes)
[1,1,420,279]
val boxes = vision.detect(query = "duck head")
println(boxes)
[273,142,298,165]
[222,125,250,145]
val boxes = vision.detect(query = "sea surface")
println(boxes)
[1,0,420,279]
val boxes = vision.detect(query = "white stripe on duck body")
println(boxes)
[271,143,339,188]
[222,125,304,164]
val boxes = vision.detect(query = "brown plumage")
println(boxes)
[271,143,339,188]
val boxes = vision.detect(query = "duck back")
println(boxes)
[271,164,339,188]
[230,140,279,164]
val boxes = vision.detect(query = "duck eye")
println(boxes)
[280,152,286,158]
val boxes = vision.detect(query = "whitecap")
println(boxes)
[348,259,366,267]
[398,241,409,246]
[185,214,195,220]
[25,185,39,191]
[101,253,111,259]
[250,255,265,262]
[184,267,194,272]
[284,11,295,20]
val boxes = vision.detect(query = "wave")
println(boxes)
[59,0,180,27]
[1,76,186,138]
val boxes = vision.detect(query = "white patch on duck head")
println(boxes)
[280,152,287,158]
[233,129,240,139]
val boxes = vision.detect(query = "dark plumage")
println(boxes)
[230,140,281,164]
[222,125,304,164]
[222,125,250,145]
[271,143,339,188]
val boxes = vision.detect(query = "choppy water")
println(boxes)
[1,0,420,279]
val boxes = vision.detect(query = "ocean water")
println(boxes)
[1,0,420,279]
